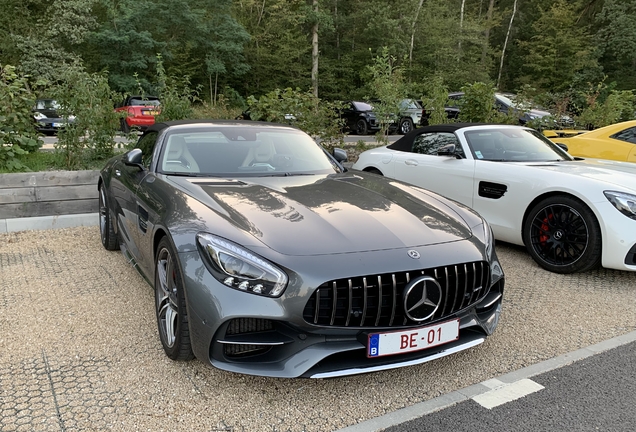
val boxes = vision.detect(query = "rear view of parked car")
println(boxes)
[115,96,161,133]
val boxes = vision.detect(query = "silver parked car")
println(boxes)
[98,120,505,378]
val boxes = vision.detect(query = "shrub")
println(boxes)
[53,66,122,169]
[246,88,345,149]
[0,65,42,172]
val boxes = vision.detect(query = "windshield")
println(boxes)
[35,100,60,110]
[130,98,160,106]
[158,127,342,177]
[353,101,374,111]
[464,128,573,162]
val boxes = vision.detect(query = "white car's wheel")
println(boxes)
[523,195,601,273]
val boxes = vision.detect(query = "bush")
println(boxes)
[0,65,42,172]
[246,88,345,149]
[576,88,636,129]
[421,75,450,126]
[154,54,199,122]
[53,66,122,169]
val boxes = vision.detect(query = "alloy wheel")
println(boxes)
[156,247,179,348]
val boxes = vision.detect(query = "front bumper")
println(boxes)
[597,201,636,271]
[180,241,505,378]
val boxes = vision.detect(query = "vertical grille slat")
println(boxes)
[375,275,383,327]
[330,281,337,326]
[345,279,353,326]
[389,274,397,326]
[313,289,320,324]
[303,261,490,328]
[361,277,368,326]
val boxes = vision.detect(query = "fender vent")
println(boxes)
[479,181,507,199]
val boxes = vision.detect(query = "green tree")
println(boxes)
[519,0,600,92]
[366,48,407,144]
[596,0,636,89]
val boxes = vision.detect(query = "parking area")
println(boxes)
[1,226,635,432]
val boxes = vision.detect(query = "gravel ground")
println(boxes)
[1,227,635,432]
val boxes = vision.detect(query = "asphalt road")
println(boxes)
[383,340,636,432]
[1,227,635,431]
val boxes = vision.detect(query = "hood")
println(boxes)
[175,174,474,256]
[527,158,636,191]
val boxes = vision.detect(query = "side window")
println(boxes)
[611,127,636,144]
[412,132,463,157]
[136,131,158,168]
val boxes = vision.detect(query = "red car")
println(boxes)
[115,96,161,132]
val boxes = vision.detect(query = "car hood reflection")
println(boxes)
[180,174,473,256]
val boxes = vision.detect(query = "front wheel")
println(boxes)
[399,118,414,134]
[155,238,194,361]
[523,195,601,273]
[356,119,368,135]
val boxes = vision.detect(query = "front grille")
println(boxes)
[303,261,490,328]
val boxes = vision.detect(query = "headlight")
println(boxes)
[33,112,47,120]
[604,191,636,220]
[483,221,494,258]
[196,233,288,297]
[472,219,494,258]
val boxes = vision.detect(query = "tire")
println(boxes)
[356,119,368,135]
[120,118,130,134]
[523,195,601,274]
[399,118,414,134]
[155,238,194,361]
[98,185,119,251]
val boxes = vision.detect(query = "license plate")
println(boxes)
[367,319,459,357]
[143,110,159,116]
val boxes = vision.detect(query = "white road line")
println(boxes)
[472,379,544,409]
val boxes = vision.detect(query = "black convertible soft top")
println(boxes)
[387,123,485,152]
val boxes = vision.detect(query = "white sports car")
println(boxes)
[353,123,636,274]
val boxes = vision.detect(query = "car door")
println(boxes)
[110,131,158,265]
[391,131,475,207]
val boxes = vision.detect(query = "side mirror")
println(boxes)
[437,144,458,157]
[556,143,569,152]
[124,148,144,170]
[332,148,348,163]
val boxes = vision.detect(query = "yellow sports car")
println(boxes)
[547,120,636,162]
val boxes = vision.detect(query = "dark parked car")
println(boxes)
[32,99,75,135]
[340,101,381,135]
[115,96,161,133]
[98,120,504,378]
[447,92,568,125]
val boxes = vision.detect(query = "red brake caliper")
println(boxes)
[539,213,554,245]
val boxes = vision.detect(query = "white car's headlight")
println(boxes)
[196,233,288,297]
[604,191,636,220]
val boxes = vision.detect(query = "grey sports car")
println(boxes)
[98,120,505,378]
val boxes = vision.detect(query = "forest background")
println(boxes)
[1,0,636,171]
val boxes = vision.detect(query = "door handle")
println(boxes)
[405,159,419,166]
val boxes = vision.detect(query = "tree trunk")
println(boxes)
[458,0,466,55]
[497,0,517,90]
[409,0,425,67]
[481,0,495,66]
[311,0,319,98]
